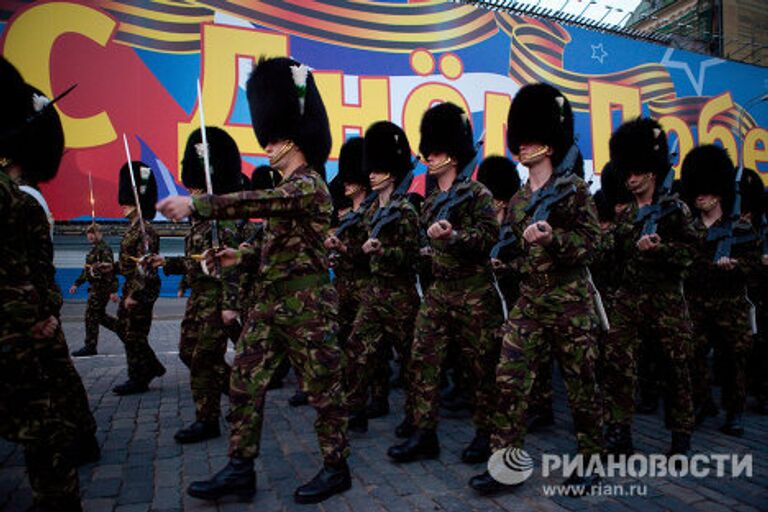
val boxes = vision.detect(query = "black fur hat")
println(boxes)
[246,57,331,174]
[593,189,614,223]
[181,126,242,194]
[476,155,520,202]
[250,164,282,191]
[118,161,157,220]
[329,175,351,227]
[419,102,475,170]
[0,57,64,183]
[600,161,633,207]
[609,117,669,183]
[740,168,765,221]
[507,83,574,167]
[337,137,368,187]
[680,145,735,213]
[364,121,413,185]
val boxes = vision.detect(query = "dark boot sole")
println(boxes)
[174,432,221,444]
[293,478,351,504]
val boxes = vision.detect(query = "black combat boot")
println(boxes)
[187,457,256,500]
[289,389,309,407]
[71,345,96,357]
[526,406,555,432]
[395,416,415,438]
[461,430,491,463]
[293,460,351,504]
[636,394,659,414]
[73,434,101,466]
[720,412,744,437]
[387,428,439,462]
[468,470,520,494]
[174,421,221,444]
[694,399,719,425]
[112,379,149,395]
[366,398,390,419]
[605,424,634,455]
[667,431,691,456]
[347,411,368,434]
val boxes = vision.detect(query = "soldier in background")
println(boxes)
[158,57,351,504]
[388,102,502,465]
[102,161,166,395]
[150,126,242,443]
[0,55,83,511]
[470,84,602,494]
[681,145,759,437]
[603,117,696,456]
[70,222,119,357]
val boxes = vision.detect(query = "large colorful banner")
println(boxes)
[2,0,767,221]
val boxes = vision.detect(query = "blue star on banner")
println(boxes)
[591,43,608,64]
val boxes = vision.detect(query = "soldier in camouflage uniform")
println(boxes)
[70,223,119,356]
[602,118,696,456]
[388,102,503,465]
[0,56,82,511]
[681,145,759,437]
[152,127,243,443]
[470,84,603,494]
[158,57,350,505]
[101,161,166,395]
[337,122,419,433]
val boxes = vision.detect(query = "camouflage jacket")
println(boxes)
[613,199,697,290]
[163,219,239,310]
[685,216,761,297]
[333,206,371,281]
[503,175,600,279]
[421,179,498,280]
[118,220,161,302]
[365,197,419,281]
[0,171,39,341]
[17,179,63,319]
[74,240,118,292]
[238,220,265,309]
[193,164,331,284]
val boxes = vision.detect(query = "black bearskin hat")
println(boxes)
[507,83,574,167]
[118,161,157,220]
[246,57,331,174]
[680,144,735,212]
[337,137,368,187]
[593,189,614,223]
[0,57,65,183]
[251,164,281,191]
[364,121,413,185]
[181,126,242,194]
[419,102,475,170]
[329,175,351,228]
[740,168,765,221]
[476,155,521,202]
[600,161,633,208]
[609,117,669,183]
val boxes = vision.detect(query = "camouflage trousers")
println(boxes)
[605,286,694,434]
[491,279,603,455]
[102,295,165,384]
[336,275,369,349]
[688,292,753,415]
[407,276,503,432]
[0,341,81,510]
[228,279,349,465]
[84,288,112,349]
[180,286,231,422]
[345,277,419,413]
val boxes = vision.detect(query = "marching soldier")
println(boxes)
[0,55,83,511]
[150,126,242,443]
[470,84,603,493]
[341,122,419,433]
[102,160,166,395]
[388,102,503,465]
[158,57,350,504]
[70,223,119,356]
[681,144,758,436]
[602,117,696,456]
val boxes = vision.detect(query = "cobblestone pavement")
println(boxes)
[1,298,767,511]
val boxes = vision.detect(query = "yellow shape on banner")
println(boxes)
[588,81,642,175]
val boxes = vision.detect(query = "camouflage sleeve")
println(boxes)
[130,228,161,302]
[445,183,498,259]
[73,267,87,288]
[377,201,419,272]
[220,222,240,311]
[644,202,696,273]
[193,173,318,220]
[545,181,601,266]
